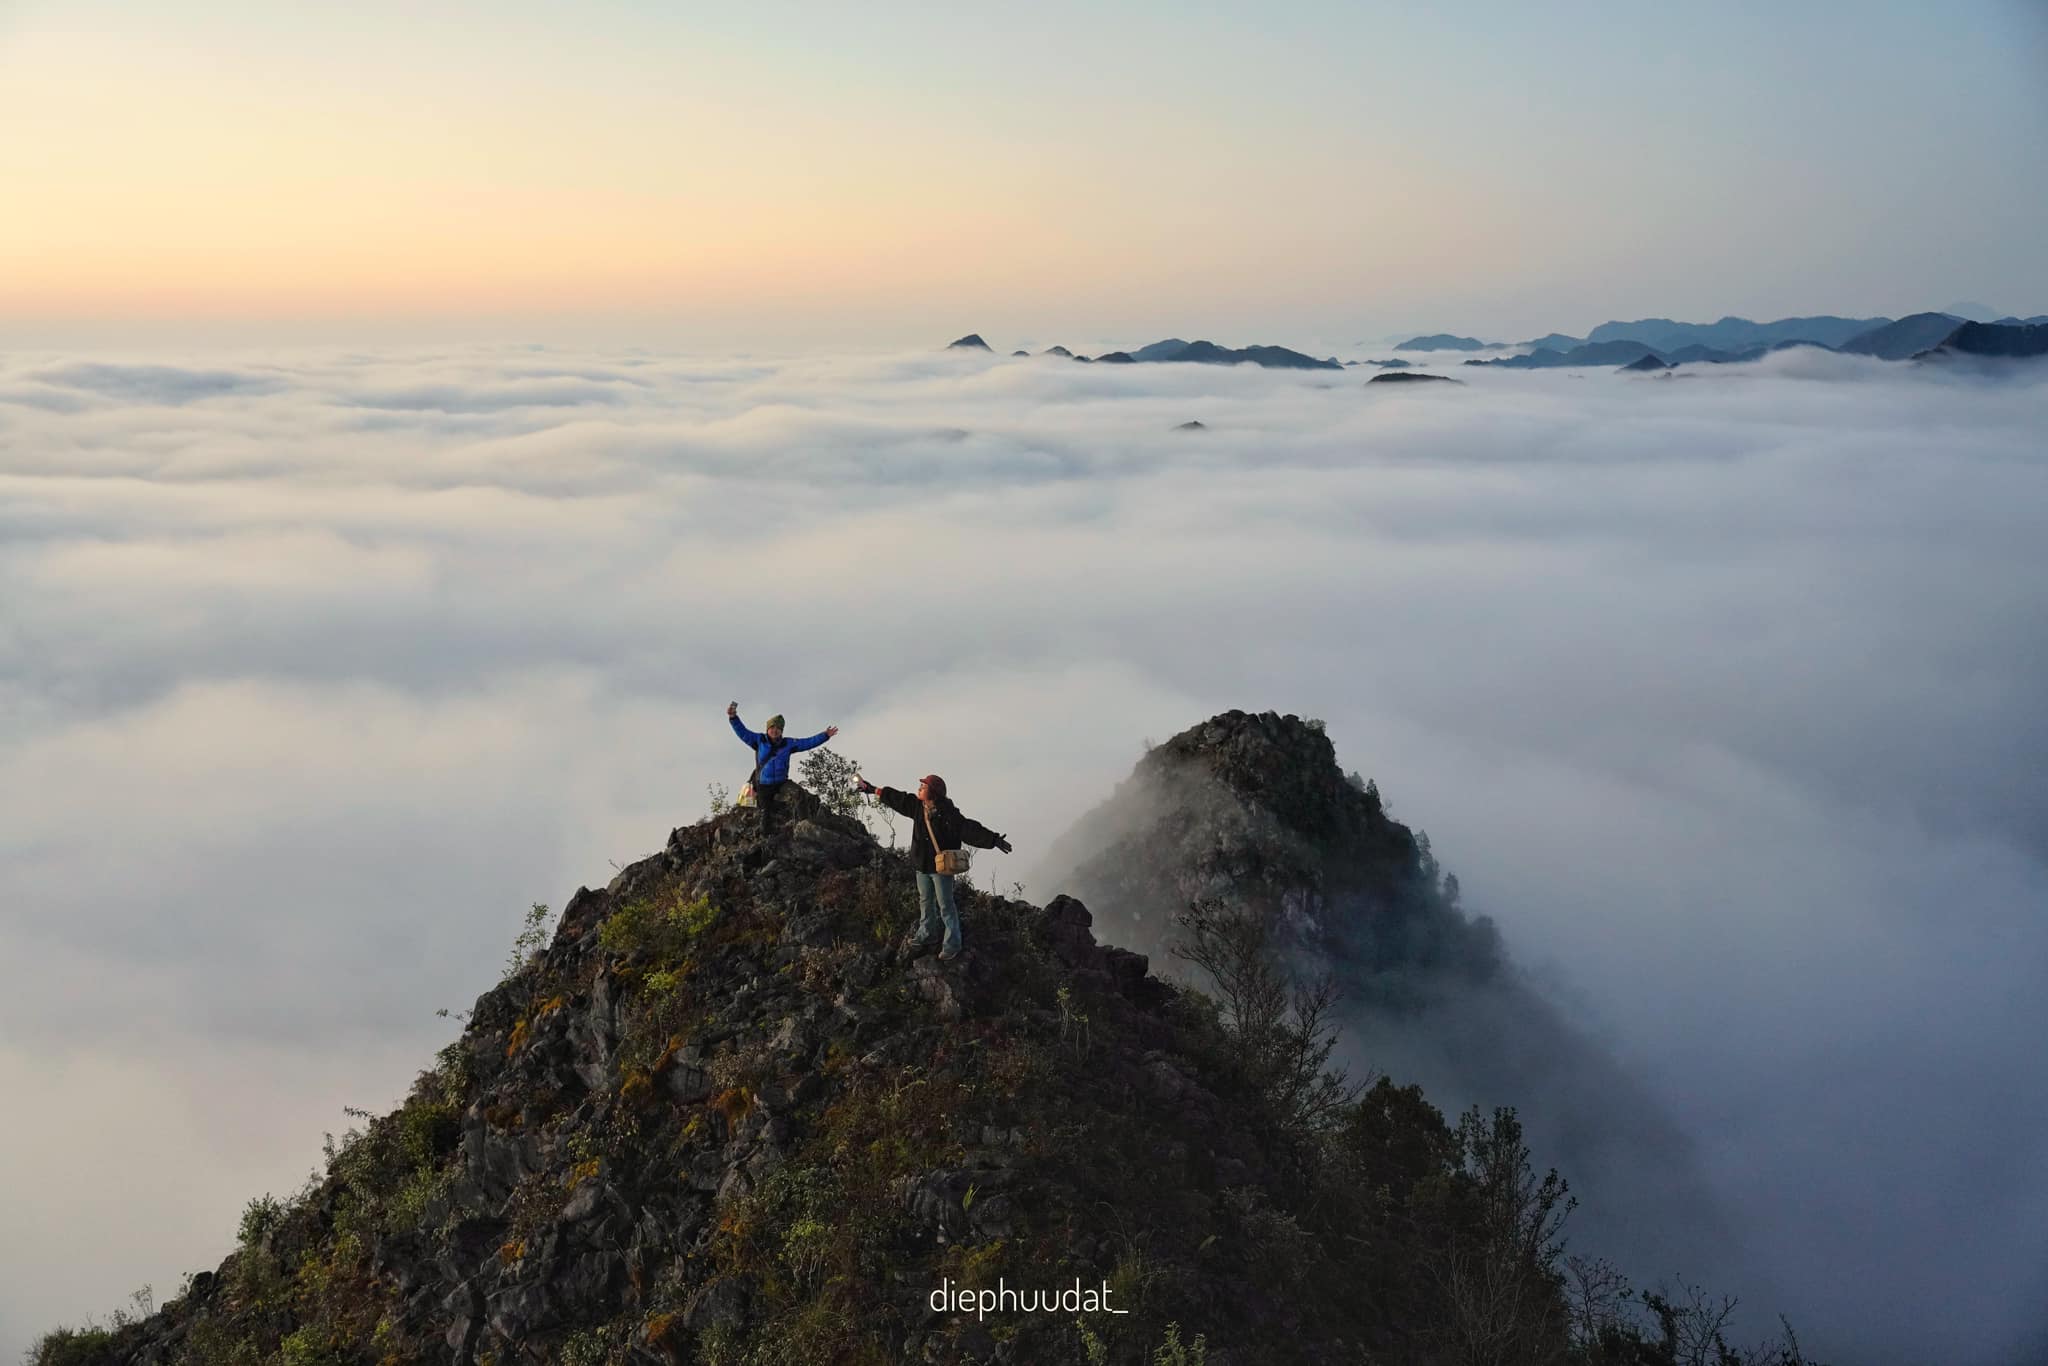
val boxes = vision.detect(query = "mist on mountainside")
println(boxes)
[1036,711,1750,1310]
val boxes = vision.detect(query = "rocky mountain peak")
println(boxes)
[33,715,1822,1366]
[57,781,1407,1366]
[1138,709,1354,840]
[1041,711,1491,987]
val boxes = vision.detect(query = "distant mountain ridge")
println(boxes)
[1583,315,1886,351]
[954,311,2048,376]
[1838,313,1965,360]
[1472,339,1662,369]
[1395,334,1497,351]
[947,335,1341,371]
[1918,321,2048,361]
[1462,310,2048,371]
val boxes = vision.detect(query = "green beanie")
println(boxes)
[766,714,785,730]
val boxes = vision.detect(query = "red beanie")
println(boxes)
[921,774,947,800]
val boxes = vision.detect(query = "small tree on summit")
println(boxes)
[799,747,897,846]
[798,747,863,818]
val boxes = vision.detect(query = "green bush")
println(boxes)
[237,1193,285,1247]
[26,1326,114,1366]
[1152,1322,1209,1366]
[599,891,720,962]
[502,901,554,980]
[397,1097,461,1168]
[279,1326,349,1366]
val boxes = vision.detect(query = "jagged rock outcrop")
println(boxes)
[946,334,992,351]
[1039,711,1496,987]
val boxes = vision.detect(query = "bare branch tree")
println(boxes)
[1171,898,1363,1133]
[1563,1254,1634,1350]
[1645,1279,1741,1366]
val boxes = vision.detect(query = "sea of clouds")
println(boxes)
[2,342,2045,1364]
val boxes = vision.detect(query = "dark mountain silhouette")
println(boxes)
[946,334,992,351]
[1620,355,1671,373]
[1364,358,1413,369]
[982,337,1343,370]
[1582,316,1884,352]
[1520,333,1584,351]
[1148,340,1343,371]
[1838,313,1964,360]
[1916,320,2048,361]
[1369,371,1463,385]
[33,713,1826,1366]
[1396,334,1494,351]
[1174,419,1207,430]
[1468,340,1661,369]
[1011,350,1030,357]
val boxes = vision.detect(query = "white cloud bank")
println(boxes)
[2,343,2045,1364]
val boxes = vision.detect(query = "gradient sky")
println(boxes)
[4,0,2045,345]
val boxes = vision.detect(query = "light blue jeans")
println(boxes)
[914,872,961,953]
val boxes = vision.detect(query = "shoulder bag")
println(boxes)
[923,806,971,875]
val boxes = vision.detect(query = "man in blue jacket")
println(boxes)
[728,702,838,824]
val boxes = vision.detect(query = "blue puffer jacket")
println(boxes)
[731,715,831,785]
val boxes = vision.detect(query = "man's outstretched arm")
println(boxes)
[728,704,762,748]
[787,725,839,753]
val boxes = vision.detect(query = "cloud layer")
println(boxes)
[3,344,2045,1363]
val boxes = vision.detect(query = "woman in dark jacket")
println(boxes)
[855,773,1010,960]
